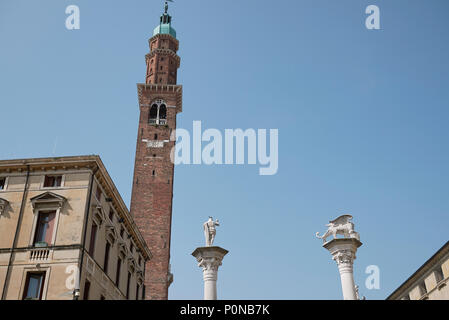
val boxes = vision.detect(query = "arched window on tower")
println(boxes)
[148,100,168,125]
[159,105,167,123]
[149,104,158,124]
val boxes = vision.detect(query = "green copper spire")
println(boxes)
[153,0,177,38]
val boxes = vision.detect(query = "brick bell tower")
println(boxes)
[130,1,182,300]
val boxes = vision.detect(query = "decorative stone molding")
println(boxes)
[142,139,169,148]
[118,241,128,260]
[331,250,356,274]
[128,257,136,273]
[136,271,144,285]
[92,204,105,226]
[29,248,50,261]
[332,249,355,265]
[105,224,117,244]
[198,256,222,273]
[0,198,9,216]
[30,192,66,210]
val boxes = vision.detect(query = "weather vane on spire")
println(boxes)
[164,0,174,14]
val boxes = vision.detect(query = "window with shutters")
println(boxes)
[33,211,56,247]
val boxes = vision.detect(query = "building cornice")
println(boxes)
[387,240,449,300]
[0,155,153,262]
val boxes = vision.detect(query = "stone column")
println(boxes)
[323,238,362,300]
[192,246,228,300]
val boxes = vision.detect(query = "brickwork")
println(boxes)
[146,34,180,85]
[130,30,182,300]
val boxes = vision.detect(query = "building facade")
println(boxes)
[0,156,151,300]
[130,3,182,300]
[388,241,449,300]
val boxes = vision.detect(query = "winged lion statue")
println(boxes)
[316,214,360,243]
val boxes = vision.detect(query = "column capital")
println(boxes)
[332,250,355,274]
[323,238,362,272]
[192,246,228,272]
[198,256,222,273]
[192,246,228,300]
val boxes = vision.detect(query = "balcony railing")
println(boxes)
[30,248,50,261]
[149,119,167,125]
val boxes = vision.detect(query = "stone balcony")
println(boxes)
[29,248,51,261]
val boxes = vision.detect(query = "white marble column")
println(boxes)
[192,246,228,300]
[323,238,362,300]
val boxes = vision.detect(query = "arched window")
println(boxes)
[148,100,168,125]
[149,104,158,124]
[159,105,167,120]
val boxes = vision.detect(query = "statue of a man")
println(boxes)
[203,217,220,247]
[355,285,365,300]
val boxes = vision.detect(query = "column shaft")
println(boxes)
[338,265,356,300]
[204,279,217,300]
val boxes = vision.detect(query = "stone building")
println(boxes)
[0,155,152,300]
[388,241,449,300]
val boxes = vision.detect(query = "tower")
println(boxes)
[130,1,182,300]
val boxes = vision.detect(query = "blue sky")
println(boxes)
[1,0,449,300]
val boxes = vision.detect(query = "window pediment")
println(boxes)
[0,198,9,216]
[30,192,66,210]
[136,271,144,285]
[128,258,136,273]
[105,224,117,244]
[118,241,128,259]
[91,204,105,226]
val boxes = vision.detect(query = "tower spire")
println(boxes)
[154,0,176,38]
[164,0,169,14]
[164,0,174,14]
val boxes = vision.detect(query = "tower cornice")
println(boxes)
[149,33,179,51]
[137,84,183,113]
[146,49,181,68]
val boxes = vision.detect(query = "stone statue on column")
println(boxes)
[193,217,228,300]
[203,217,220,247]
[316,214,360,243]
[317,214,363,300]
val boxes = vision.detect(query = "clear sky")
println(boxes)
[1,0,449,300]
